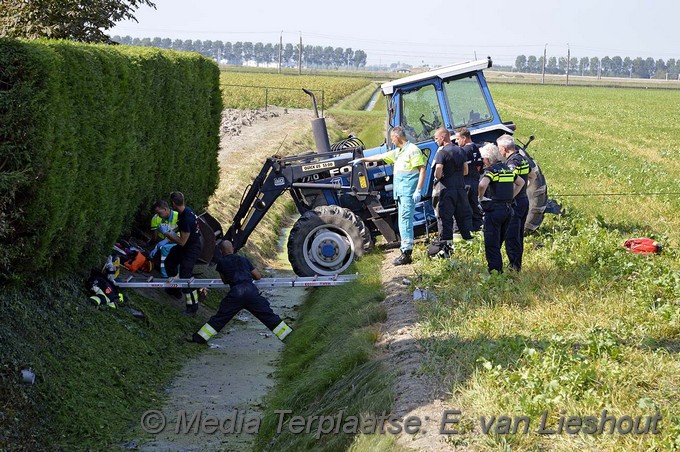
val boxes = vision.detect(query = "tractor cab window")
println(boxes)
[399,84,442,143]
[444,75,493,128]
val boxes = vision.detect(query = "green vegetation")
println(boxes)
[255,253,394,451]
[402,83,680,450]
[330,81,379,111]
[219,70,374,110]
[486,70,680,89]
[0,279,219,449]
[0,38,222,281]
[0,38,222,450]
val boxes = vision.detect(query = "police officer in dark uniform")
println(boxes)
[430,128,473,256]
[190,240,292,344]
[478,143,525,274]
[159,191,202,313]
[498,135,537,272]
[455,127,484,232]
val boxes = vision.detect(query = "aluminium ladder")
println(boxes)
[115,274,358,289]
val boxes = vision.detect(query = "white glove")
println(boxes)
[412,190,422,203]
[104,255,115,272]
[149,239,169,258]
[348,158,363,165]
[158,223,170,235]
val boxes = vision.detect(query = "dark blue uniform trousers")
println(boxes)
[505,196,529,271]
[483,204,514,274]
[165,242,202,305]
[438,187,473,240]
[202,282,282,337]
[454,176,483,233]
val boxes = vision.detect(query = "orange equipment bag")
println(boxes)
[123,250,153,272]
[623,237,662,255]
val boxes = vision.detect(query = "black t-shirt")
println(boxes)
[216,254,254,285]
[434,143,467,189]
[462,142,483,177]
[178,206,202,250]
[481,162,516,202]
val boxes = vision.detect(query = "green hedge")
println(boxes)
[0,38,222,281]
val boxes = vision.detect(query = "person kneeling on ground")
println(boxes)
[189,240,293,344]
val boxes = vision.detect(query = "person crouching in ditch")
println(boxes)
[189,240,292,344]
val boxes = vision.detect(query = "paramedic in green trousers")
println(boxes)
[349,126,427,265]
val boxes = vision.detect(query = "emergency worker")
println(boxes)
[478,143,525,274]
[455,127,484,232]
[159,191,202,313]
[190,240,292,344]
[150,200,179,242]
[150,199,179,276]
[497,134,537,272]
[349,126,427,265]
[430,128,472,257]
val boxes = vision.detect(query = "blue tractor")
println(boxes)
[224,58,550,276]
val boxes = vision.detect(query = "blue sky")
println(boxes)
[112,0,680,66]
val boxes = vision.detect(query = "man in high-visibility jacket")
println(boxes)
[150,200,179,241]
[189,240,292,344]
[150,199,180,277]
[350,126,427,265]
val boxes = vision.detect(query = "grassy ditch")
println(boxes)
[254,252,396,451]
[0,278,220,450]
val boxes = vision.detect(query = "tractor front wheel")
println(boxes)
[287,206,367,276]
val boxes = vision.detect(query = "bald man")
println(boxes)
[190,240,292,344]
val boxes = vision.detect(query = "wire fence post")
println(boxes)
[264,87,268,111]
[321,90,325,117]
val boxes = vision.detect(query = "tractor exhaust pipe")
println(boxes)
[303,88,331,153]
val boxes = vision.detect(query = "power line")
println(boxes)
[553,192,680,197]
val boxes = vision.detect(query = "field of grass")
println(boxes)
[403,83,680,450]
[219,70,374,110]
[487,70,680,90]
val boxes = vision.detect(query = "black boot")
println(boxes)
[393,250,412,266]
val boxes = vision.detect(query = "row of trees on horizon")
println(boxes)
[112,36,368,69]
[514,54,680,79]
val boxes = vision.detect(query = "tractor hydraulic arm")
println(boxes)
[224,147,367,252]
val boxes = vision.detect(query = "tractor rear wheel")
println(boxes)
[288,206,369,276]
[525,168,548,234]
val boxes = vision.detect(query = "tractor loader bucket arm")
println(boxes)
[224,146,367,252]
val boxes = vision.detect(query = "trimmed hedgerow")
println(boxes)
[0,38,222,281]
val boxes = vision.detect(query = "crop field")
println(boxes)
[407,83,680,450]
[219,70,374,110]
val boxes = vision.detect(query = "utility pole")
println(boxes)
[542,44,547,84]
[566,43,570,85]
[298,32,302,75]
[278,31,282,73]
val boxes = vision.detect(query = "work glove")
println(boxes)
[158,223,170,235]
[348,158,363,165]
[412,190,422,203]
[149,239,169,258]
